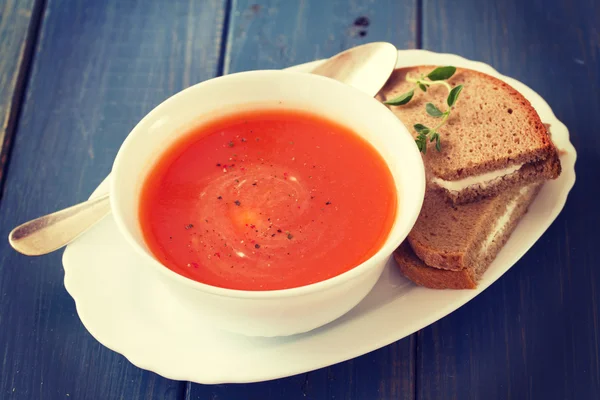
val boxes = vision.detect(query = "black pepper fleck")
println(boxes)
[358,30,367,37]
[287,233,294,240]
[234,200,241,206]
[217,196,222,200]
[325,201,331,205]
[255,244,260,249]
[277,229,282,233]
[228,141,234,147]
[185,224,194,230]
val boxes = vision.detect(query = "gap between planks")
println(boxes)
[0,0,46,204]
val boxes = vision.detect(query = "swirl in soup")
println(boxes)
[139,109,396,291]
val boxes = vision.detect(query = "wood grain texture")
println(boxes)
[0,0,227,398]
[418,0,599,399]
[223,0,417,73]
[4,0,596,399]
[187,338,415,400]
[188,1,417,399]
[0,0,42,191]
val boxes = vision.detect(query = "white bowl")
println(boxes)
[109,70,425,337]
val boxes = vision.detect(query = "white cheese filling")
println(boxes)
[479,185,532,254]
[432,163,524,192]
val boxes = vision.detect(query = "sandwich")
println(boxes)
[378,66,561,205]
[394,183,542,289]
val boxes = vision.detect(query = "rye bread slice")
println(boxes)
[394,183,543,289]
[378,66,560,205]
[394,243,477,289]
[439,152,559,204]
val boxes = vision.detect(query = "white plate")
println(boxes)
[63,49,576,384]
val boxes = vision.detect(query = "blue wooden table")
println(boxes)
[0,0,597,398]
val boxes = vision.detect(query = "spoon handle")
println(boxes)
[8,193,111,256]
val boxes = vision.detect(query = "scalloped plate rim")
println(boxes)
[62,49,576,384]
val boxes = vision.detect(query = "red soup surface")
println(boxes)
[139,109,397,291]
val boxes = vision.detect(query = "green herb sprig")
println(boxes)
[384,66,463,154]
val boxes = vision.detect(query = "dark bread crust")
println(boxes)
[378,66,561,205]
[394,243,477,289]
[396,184,543,289]
[441,151,561,205]
[407,187,522,272]
[474,186,542,275]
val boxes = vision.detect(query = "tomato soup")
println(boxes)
[139,109,397,291]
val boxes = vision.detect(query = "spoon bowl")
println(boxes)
[311,42,398,97]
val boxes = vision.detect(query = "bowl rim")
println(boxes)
[110,69,425,299]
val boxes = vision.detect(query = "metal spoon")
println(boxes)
[8,42,398,256]
[310,42,398,97]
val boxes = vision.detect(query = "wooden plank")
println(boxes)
[0,0,227,398]
[188,0,418,399]
[0,0,42,191]
[188,339,415,400]
[224,0,418,73]
[418,0,600,398]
